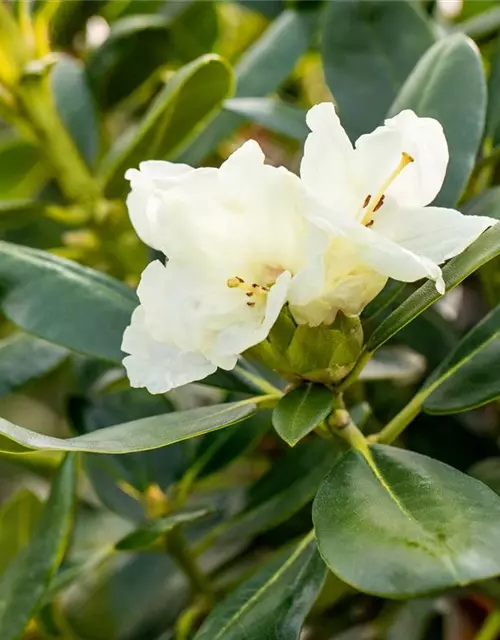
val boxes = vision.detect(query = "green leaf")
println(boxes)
[390,34,486,208]
[272,383,333,446]
[0,138,47,199]
[0,200,49,232]
[224,98,308,141]
[463,186,500,220]
[487,36,500,141]
[458,5,500,39]
[0,333,67,398]
[52,54,99,167]
[0,490,43,576]
[422,303,500,414]
[313,445,500,597]
[0,401,255,454]
[101,54,234,197]
[194,533,326,640]
[0,455,76,639]
[0,241,136,362]
[322,0,433,140]
[469,458,500,497]
[237,0,284,19]
[367,224,500,352]
[115,509,210,550]
[86,14,171,110]
[200,439,337,550]
[177,8,318,165]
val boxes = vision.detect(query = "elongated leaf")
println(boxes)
[367,224,500,352]
[224,98,308,140]
[0,402,255,454]
[194,534,326,640]
[0,139,46,199]
[359,346,425,384]
[272,383,333,446]
[52,55,99,166]
[116,509,209,550]
[463,186,500,220]
[86,14,171,110]
[102,54,234,197]
[177,8,317,165]
[0,455,76,639]
[0,241,136,362]
[458,6,500,39]
[322,0,433,141]
[201,439,337,550]
[313,445,500,597]
[423,303,500,413]
[0,333,67,398]
[390,34,486,208]
[0,490,42,576]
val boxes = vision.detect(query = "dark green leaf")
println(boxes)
[423,302,500,413]
[313,445,500,597]
[194,534,326,640]
[52,55,99,166]
[0,333,67,398]
[487,35,500,141]
[367,224,500,352]
[224,98,308,140]
[272,383,333,446]
[202,439,337,549]
[0,490,42,576]
[469,458,500,496]
[0,241,136,362]
[177,8,318,165]
[358,346,425,384]
[116,509,209,550]
[86,14,171,110]
[102,54,234,197]
[463,186,500,220]
[0,401,255,454]
[322,0,433,140]
[390,34,486,208]
[0,455,76,639]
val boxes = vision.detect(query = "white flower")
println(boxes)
[300,103,496,298]
[122,141,327,393]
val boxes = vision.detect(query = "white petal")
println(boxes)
[306,199,445,292]
[122,307,216,394]
[373,202,497,264]
[289,240,387,325]
[125,160,194,251]
[214,271,292,356]
[354,110,449,208]
[300,102,359,216]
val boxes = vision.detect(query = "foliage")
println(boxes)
[1,1,500,639]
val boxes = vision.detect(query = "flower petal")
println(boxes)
[122,307,216,394]
[354,110,449,208]
[306,198,445,294]
[373,202,497,264]
[300,102,359,216]
[125,160,194,251]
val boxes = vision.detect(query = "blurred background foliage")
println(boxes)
[2,0,500,639]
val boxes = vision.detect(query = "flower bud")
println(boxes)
[246,309,363,386]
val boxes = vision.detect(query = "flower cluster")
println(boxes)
[122,103,496,393]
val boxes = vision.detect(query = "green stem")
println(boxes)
[375,390,424,445]
[16,76,100,205]
[328,406,370,459]
[475,611,500,640]
[166,527,214,604]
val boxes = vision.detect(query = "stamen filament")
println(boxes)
[361,152,414,226]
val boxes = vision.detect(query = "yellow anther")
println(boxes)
[361,152,414,226]
[227,276,244,288]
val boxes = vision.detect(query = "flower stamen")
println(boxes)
[227,276,269,307]
[361,152,414,226]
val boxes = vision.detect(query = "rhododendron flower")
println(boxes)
[122,141,329,393]
[300,103,496,298]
